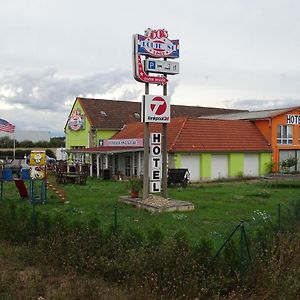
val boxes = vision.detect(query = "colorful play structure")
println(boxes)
[0,150,89,204]
[0,150,47,204]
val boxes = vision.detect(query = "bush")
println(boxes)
[280,157,298,172]
[1,195,300,298]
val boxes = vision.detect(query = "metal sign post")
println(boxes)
[162,70,168,198]
[133,28,179,199]
[143,83,150,199]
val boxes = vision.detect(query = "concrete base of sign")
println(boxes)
[120,194,194,213]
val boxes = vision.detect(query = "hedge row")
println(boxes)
[1,197,300,298]
[0,149,55,159]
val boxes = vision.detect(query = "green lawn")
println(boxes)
[2,176,300,244]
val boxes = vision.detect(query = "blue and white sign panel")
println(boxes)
[136,29,179,59]
[145,59,179,75]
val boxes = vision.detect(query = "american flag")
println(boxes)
[0,118,15,133]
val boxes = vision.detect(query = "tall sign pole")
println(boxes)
[162,62,168,198]
[143,82,150,198]
[132,28,179,199]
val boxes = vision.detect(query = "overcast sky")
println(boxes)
[1,0,300,135]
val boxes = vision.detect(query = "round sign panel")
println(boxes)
[69,108,84,131]
[150,96,167,115]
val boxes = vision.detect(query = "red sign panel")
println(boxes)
[143,95,170,123]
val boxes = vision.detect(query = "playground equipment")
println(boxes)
[0,159,30,199]
[28,150,47,204]
[0,152,70,205]
[0,151,48,203]
[14,179,29,198]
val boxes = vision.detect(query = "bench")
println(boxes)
[167,168,190,188]
[58,172,88,185]
[54,162,89,185]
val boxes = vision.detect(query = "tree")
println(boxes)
[49,137,65,147]
[19,140,34,148]
[0,136,14,148]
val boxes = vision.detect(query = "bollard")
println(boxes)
[277,203,281,233]
[114,205,117,233]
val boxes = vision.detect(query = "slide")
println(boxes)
[14,179,29,198]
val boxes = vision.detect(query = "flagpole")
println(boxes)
[13,135,15,160]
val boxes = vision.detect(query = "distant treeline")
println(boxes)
[0,136,64,148]
[0,149,55,159]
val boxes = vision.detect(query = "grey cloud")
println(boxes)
[168,78,179,98]
[224,99,300,111]
[0,69,139,112]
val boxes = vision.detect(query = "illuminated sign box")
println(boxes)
[29,151,46,166]
[149,133,161,193]
[287,115,300,125]
[145,59,179,75]
[136,33,179,59]
[143,95,170,123]
[100,138,144,147]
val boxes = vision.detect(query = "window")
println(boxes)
[133,112,140,120]
[277,125,293,145]
[99,111,107,117]
[134,152,138,176]
[125,156,131,177]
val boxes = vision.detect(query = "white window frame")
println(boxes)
[277,125,293,145]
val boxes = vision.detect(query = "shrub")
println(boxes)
[280,157,298,173]
[2,190,300,298]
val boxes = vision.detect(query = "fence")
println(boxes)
[1,178,300,289]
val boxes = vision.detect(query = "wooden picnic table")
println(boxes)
[56,172,87,185]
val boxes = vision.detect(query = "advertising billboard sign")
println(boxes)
[150,133,161,193]
[145,58,179,75]
[132,28,179,85]
[68,108,84,131]
[287,114,300,125]
[143,95,170,123]
[100,138,144,147]
[136,29,179,59]
[133,52,168,85]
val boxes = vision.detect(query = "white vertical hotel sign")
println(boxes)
[150,132,162,193]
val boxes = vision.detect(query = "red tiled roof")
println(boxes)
[170,118,271,152]
[112,118,271,152]
[69,117,271,153]
[113,118,187,150]
[72,97,246,130]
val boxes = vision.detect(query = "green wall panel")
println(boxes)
[228,153,244,177]
[175,153,181,168]
[66,100,91,149]
[66,100,119,149]
[259,153,272,175]
[200,153,211,179]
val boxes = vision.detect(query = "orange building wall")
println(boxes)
[253,109,300,172]
[254,120,271,143]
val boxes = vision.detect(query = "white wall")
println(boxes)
[211,155,228,179]
[180,154,200,182]
[244,154,259,176]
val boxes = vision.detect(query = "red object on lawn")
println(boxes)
[14,179,29,198]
